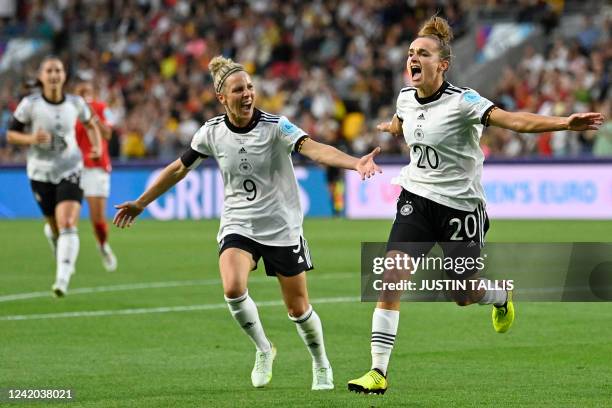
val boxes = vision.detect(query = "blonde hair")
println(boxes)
[208,56,245,93]
[417,16,454,64]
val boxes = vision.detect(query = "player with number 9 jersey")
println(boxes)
[113,55,382,391]
[190,110,306,246]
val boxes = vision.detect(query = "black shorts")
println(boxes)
[30,174,83,217]
[219,234,314,277]
[387,189,489,277]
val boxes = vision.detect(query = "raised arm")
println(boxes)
[298,138,382,180]
[488,108,604,133]
[113,159,191,228]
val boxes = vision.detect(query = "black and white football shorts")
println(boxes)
[219,234,314,277]
[387,189,489,278]
[30,172,83,217]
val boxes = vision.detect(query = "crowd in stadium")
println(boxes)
[0,0,610,163]
[483,16,611,158]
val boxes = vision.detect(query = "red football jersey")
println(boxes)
[76,100,112,172]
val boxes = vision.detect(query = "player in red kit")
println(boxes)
[74,77,117,271]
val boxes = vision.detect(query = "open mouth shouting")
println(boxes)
[241,100,253,113]
[410,65,422,82]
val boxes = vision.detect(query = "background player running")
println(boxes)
[348,15,604,395]
[74,76,118,272]
[7,56,103,297]
[114,56,381,390]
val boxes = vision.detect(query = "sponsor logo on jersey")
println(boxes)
[239,147,247,154]
[414,128,425,141]
[238,158,253,175]
[400,203,413,216]
[279,117,298,136]
[463,91,481,104]
[417,113,425,120]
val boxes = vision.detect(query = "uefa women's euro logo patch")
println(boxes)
[279,117,298,136]
[463,91,481,104]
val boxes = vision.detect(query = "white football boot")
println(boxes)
[251,345,276,387]
[99,242,117,272]
[52,279,68,298]
[312,364,334,390]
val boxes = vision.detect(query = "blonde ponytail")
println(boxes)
[208,56,245,93]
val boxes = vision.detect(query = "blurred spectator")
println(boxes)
[1,0,470,162]
[2,0,609,163]
[485,14,610,158]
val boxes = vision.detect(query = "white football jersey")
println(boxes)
[190,109,307,246]
[393,82,495,212]
[13,93,92,183]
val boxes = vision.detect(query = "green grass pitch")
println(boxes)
[1,219,611,407]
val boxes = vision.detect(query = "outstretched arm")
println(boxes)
[488,108,604,133]
[113,159,191,228]
[299,138,382,180]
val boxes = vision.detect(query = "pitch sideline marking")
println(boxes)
[0,273,353,303]
[0,296,360,321]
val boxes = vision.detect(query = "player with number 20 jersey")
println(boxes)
[348,15,604,395]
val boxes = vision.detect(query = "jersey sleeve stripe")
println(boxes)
[206,119,225,127]
[261,114,281,120]
[400,87,416,93]
[205,115,225,124]
[261,111,280,116]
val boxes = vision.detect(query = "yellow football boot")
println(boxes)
[492,291,515,333]
[348,369,387,395]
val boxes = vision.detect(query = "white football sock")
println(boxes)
[56,227,79,284]
[44,223,58,255]
[371,308,400,376]
[478,280,508,306]
[225,290,271,352]
[289,305,330,369]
